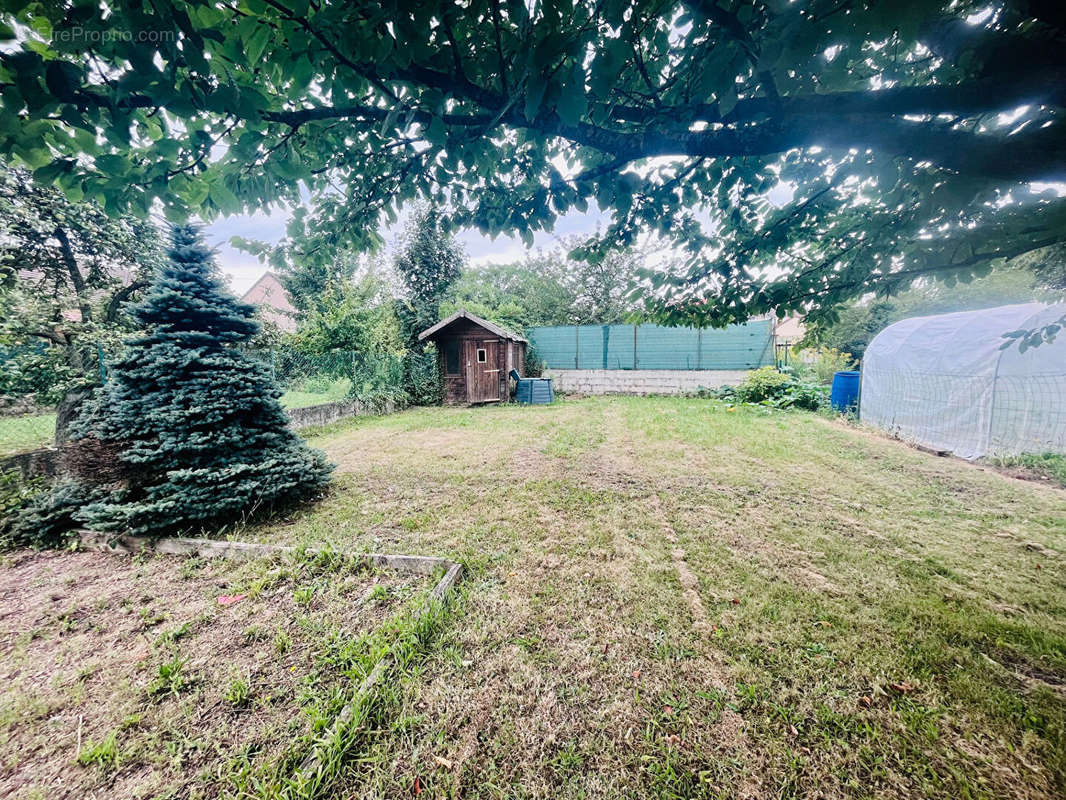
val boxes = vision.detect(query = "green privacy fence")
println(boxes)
[528,320,774,370]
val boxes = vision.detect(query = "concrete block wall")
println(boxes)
[286,398,396,429]
[0,447,63,480]
[544,369,751,395]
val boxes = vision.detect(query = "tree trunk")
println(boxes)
[55,384,96,445]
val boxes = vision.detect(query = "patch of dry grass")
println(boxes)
[0,549,431,799]
[249,396,1066,800]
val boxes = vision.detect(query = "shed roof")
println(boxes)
[418,310,528,343]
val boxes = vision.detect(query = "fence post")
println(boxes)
[697,329,702,371]
[633,325,638,370]
[757,323,773,367]
[270,349,277,382]
[602,326,609,370]
[574,325,579,369]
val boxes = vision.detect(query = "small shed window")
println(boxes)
[445,340,460,375]
[476,348,487,363]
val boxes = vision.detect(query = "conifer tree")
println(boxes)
[72,225,332,537]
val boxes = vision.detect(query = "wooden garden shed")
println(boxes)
[418,311,528,405]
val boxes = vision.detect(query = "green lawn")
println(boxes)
[0,413,56,457]
[280,377,352,409]
[233,396,1066,800]
[0,380,347,458]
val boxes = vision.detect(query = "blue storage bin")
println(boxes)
[510,370,554,404]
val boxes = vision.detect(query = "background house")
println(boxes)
[240,272,298,333]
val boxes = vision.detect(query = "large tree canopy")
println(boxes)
[0,0,1063,325]
[0,163,163,405]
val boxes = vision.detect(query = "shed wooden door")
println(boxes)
[466,339,501,403]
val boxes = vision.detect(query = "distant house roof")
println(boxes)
[418,310,528,343]
[240,272,298,333]
[774,315,806,343]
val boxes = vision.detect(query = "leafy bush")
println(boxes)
[804,347,857,385]
[402,349,443,406]
[524,342,545,378]
[0,469,44,541]
[707,369,829,412]
[345,350,441,409]
[0,345,81,407]
[771,382,830,411]
[733,366,793,403]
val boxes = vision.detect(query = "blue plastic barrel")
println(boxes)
[830,370,861,412]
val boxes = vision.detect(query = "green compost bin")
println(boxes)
[510,370,554,404]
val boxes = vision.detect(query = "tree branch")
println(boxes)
[104,280,149,323]
[53,226,92,324]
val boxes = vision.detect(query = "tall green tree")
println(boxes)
[2,2,1065,325]
[293,270,404,357]
[277,254,360,316]
[444,261,573,331]
[393,205,465,340]
[71,225,332,538]
[0,165,164,405]
[233,228,362,316]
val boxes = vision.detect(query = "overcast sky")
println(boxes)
[205,204,609,296]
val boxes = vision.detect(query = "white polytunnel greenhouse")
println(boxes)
[860,303,1066,460]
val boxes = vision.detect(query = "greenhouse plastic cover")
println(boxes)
[861,303,1066,460]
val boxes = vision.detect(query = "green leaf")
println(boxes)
[13,144,52,169]
[209,181,240,214]
[245,25,272,65]
[28,15,52,39]
[524,74,547,122]
[555,63,587,127]
[425,115,446,145]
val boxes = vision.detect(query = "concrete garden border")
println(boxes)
[78,530,463,790]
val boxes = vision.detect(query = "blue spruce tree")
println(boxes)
[72,224,332,537]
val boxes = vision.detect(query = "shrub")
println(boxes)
[708,370,829,412]
[734,366,793,403]
[524,342,545,377]
[345,350,441,409]
[771,382,830,411]
[402,349,443,406]
[804,347,857,385]
[0,469,44,543]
